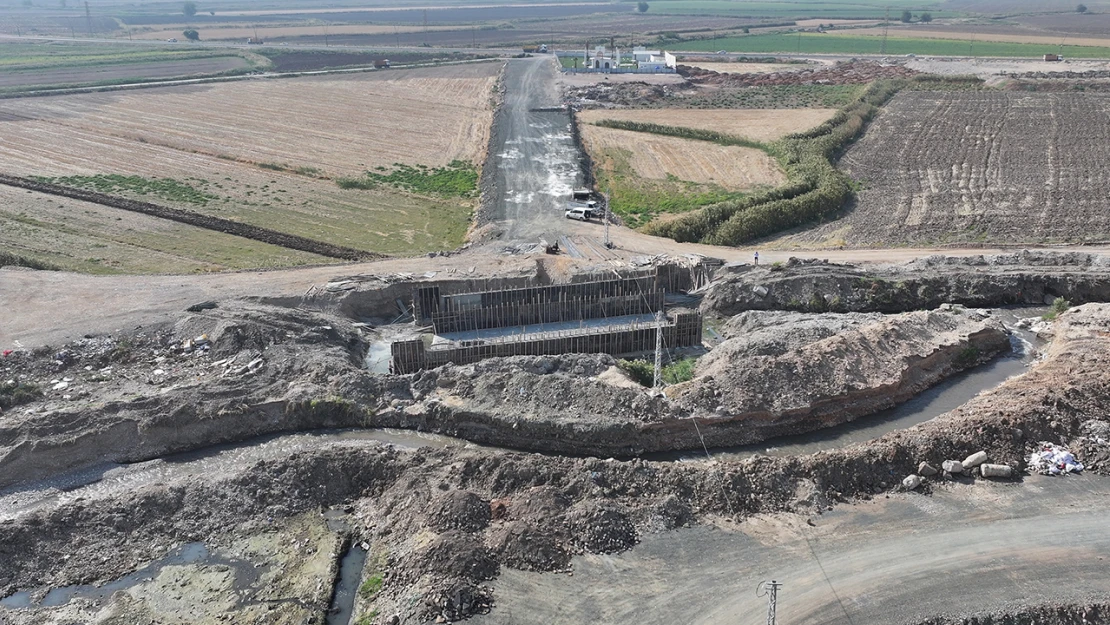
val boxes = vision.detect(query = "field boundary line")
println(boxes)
[0,174,381,262]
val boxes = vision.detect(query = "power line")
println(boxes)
[757,580,783,625]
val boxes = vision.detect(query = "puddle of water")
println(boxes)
[326,545,368,625]
[365,341,391,374]
[2,542,210,609]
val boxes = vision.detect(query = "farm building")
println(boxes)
[565,45,675,73]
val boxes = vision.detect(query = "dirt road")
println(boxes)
[479,476,1110,625]
[486,55,583,243]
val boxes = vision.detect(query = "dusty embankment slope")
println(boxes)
[0,299,1003,489]
[7,246,1110,350]
[3,304,1110,625]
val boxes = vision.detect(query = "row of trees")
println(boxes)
[900,11,933,22]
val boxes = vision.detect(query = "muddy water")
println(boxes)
[0,542,240,609]
[326,545,368,625]
[658,308,1047,462]
[0,429,477,522]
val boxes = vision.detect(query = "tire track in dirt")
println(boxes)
[0,174,382,261]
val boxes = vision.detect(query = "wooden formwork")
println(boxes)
[389,312,703,374]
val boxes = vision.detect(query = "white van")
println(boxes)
[565,207,588,221]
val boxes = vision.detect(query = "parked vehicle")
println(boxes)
[565,207,589,221]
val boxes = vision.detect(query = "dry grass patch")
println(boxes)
[580,125,783,189]
[0,186,329,274]
[0,63,499,264]
[578,108,837,143]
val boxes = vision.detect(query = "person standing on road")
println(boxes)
[754,251,760,265]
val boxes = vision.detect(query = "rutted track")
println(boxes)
[0,174,381,262]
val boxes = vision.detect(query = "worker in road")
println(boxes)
[754,251,760,265]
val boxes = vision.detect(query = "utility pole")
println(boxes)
[652,308,664,389]
[603,188,612,249]
[880,6,889,55]
[758,580,783,625]
[84,0,92,37]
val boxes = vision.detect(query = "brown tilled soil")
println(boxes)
[794,91,1110,247]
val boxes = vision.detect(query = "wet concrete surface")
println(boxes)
[477,474,1110,625]
[487,56,583,243]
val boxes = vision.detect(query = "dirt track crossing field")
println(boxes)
[791,91,1110,246]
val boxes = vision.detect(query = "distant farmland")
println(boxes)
[796,91,1110,246]
[682,32,1110,57]
[0,62,502,272]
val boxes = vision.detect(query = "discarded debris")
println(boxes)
[186,301,218,312]
[962,451,988,468]
[918,462,938,477]
[980,464,1013,479]
[941,460,964,474]
[1027,442,1084,475]
[902,474,923,490]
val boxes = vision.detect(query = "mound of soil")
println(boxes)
[564,501,637,554]
[486,521,569,571]
[425,491,491,533]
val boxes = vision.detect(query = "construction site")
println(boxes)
[4,25,1110,625]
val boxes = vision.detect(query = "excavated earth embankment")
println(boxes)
[704,251,1110,317]
[2,304,1110,625]
[0,302,1006,487]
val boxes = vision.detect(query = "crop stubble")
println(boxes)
[0,63,500,267]
[827,91,1110,245]
[579,125,784,190]
[577,108,837,142]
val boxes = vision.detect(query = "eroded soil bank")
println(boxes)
[3,253,1110,625]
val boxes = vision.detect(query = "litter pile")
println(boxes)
[1027,443,1084,475]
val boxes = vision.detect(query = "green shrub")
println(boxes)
[618,359,655,387]
[643,79,909,245]
[359,573,384,600]
[662,357,697,384]
[0,381,42,409]
[337,160,478,197]
[1042,296,1072,320]
[34,174,216,205]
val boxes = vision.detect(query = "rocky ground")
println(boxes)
[3,253,1110,625]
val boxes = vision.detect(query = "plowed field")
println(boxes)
[577,108,837,142]
[0,63,500,270]
[579,125,784,189]
[796,92,1110,246]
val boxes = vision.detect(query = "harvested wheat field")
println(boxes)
[0,186,329,274]
[579,125,784,189]
[0,63,501,263]
[782,91,1110,247]
[131,24,456,41]
[577,108,837,142]
[0,63,498,176]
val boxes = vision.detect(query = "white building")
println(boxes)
[634,49,676,71]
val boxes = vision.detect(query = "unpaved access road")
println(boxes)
[485,55,584,242]
[479,475,1110,625]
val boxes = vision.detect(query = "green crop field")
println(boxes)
[681,32,1110,57]
[640,0,956,19]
